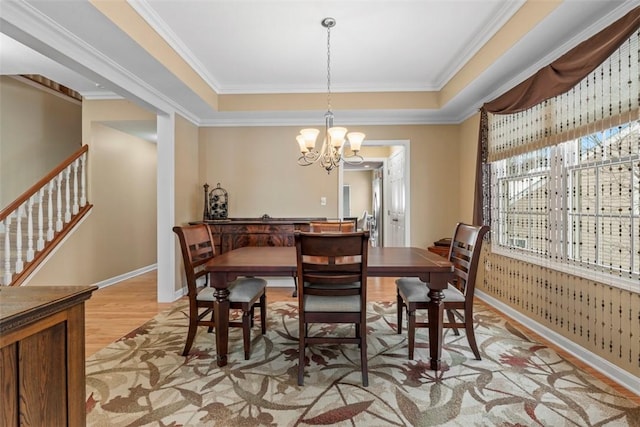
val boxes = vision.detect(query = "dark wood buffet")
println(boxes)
[191,217,327,255]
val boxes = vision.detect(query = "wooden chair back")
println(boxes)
[296,231,369,296]
[173,224,216,296]
[309,220,356,233]
[448,223,490,302]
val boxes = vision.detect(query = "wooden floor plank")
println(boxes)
[85,270,639,403]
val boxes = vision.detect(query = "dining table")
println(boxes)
[205,245,454,370]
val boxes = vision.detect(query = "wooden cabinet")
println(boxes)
[0,285,97,427]
[194,218,324,254]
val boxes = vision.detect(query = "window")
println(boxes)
[486,28,639,291]
[492,122,640,287]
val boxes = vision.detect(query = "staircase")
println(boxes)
[0,146,92,286]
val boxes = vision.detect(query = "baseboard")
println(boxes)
[94,264,157,289]
[476,290,640,396]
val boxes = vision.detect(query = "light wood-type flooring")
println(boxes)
[85,270,639,404]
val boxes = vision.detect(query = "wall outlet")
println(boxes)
[320,197,327,206]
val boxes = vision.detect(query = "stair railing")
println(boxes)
[0,145,92,286]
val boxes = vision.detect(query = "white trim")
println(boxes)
[93,264,157,289]
[476,290,640,396]
[156,113,176,302]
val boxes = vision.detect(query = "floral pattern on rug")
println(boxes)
[85,301,639,426]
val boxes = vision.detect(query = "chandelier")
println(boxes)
[296,17,365,174]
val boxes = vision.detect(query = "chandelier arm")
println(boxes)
[342,154,364,165]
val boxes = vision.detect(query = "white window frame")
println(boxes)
[491,125,640,293]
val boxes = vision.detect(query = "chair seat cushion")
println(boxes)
[196,277,267,303]
[303,294,361,312]
[395,278,465,303]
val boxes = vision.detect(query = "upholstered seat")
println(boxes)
[395,279,466,304]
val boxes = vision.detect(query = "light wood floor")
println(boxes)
[85,270,639,404]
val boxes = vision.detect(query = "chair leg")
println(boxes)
[396,292,403,334]
[447,310,460,335]
[260,294,267,334]
[292,276,298,297]
[182,317,198,356]
[207,309,215,333]
[298,322,306,386]
[407,308,416,360]
[242,310,251,360]
[464,309,481,360]
[360,328,369,387]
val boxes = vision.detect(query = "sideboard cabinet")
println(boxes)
[1,285,97,427]
[192,217,326,254]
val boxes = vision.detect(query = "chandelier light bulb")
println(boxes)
[328,127,347,148]
[347,132,365,152]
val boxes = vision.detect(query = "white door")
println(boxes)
[386,149,406,246]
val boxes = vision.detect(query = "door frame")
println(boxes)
[338,139,410,246]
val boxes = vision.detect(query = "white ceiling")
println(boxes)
[0,0,636,127]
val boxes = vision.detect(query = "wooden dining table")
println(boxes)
[205,245,453,370]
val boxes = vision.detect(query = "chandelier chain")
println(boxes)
[326,23,332,113]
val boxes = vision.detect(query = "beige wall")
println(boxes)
[199,124,459,248]
[0,76,81,206]
[29,100,157,285]
[343,170,372,218]
[458,113,480,224]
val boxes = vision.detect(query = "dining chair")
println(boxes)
[396,223,490,360]
[173,224,267,360]
[309,220,356,233]
[295,230,370,386]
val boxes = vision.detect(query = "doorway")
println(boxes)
[338,140,410,247]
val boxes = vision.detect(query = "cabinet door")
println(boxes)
[1,344,18,426]
[20,322,67,426]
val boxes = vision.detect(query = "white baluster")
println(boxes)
[72,158,79,214]
[80,152,87,207]
[64,167,71,222]
[47,181,55,241]
[37,188,45,251]
[15,206,24,274]
[2,217,12,285]
[26,196,35,262]
[56,173,63,231]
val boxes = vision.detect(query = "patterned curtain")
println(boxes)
[473,7,640,225]
[483,12,640,288]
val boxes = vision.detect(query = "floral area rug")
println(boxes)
[85,301,639,426]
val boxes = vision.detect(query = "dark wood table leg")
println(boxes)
[211,273,231,367]
[425,271,449,371]
[426,288,444,370]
